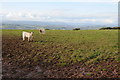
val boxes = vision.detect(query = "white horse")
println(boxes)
[22,31,33,41]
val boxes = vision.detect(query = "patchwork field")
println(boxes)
[2,29,120,78]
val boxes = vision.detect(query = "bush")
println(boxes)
[73,28,80,30]
[45,28,50,30]
[99,27,120,30]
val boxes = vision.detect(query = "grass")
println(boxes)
[2,29,119,66]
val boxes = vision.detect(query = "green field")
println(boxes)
[2,29,120,78]
[2,30,119,66]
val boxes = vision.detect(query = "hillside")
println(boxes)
[2,21,116,30]
[2,30,120,78]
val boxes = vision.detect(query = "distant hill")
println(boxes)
[1,21,117,30]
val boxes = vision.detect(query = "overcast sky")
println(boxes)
[0,0,118,26]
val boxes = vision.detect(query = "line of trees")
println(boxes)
[99,27,120,30]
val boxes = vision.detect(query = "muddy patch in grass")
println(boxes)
[2,35,120,78]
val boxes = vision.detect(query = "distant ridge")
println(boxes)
[2,21,117,30]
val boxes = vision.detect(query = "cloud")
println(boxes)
[1,10,117,25]
[101,19,115,23]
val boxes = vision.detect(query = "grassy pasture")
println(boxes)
[2,29,119,66]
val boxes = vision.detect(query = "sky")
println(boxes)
[0,0,119,2]
[0,1,118,26]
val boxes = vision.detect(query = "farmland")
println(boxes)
[2,29,120,78]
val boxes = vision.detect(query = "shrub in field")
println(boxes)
[73,28,80,30]
[45,28,50,30]
[99,27,120,30]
